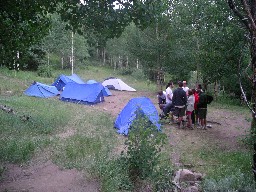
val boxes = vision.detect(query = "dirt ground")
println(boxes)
[0,90,250,192]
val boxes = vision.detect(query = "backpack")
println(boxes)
[206,95,213,104]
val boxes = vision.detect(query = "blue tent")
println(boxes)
[52,74,85,91]
[86,79,97,84]
[24,82,59,98]
[60,82,105,105]
[114,97,161,135]
[86,79,112,96]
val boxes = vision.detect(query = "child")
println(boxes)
[186,89,195,129]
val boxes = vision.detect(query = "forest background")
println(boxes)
[1,0,251,99]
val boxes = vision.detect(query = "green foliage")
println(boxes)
[131,69,147,80]
[125,115,167,181]
[199,148,255,191]
[94,156,133,192]
[92,115,172,191]
[117,68,133,76]
[0,165,5,180]
[37,64,53,77]
[203,171,255,191]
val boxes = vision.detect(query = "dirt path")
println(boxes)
[0,90,250,191]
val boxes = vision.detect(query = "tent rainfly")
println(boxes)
[24,82,59,98]
[102,78,136,92]
[60,82,105,105]
[52,74,85,91]
[86,79,112,96]
[114,97,161,135]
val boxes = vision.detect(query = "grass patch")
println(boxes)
[198,148,255,190]
[0,137,50,163]
[54,134,104,170]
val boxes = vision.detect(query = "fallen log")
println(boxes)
[0,104,15,114]
[207,120,221,125]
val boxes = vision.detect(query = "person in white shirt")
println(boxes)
[160,82,175,119]
[182,81,189,95]
[166,82,174,104]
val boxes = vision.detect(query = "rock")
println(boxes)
[179,169,195,182]
[182,186,199,192]
[194,172,203,180]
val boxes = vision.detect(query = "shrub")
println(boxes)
[125,115,167,182]
[37,64,53,77]
[117,68,133,75]
[131,69,146,80]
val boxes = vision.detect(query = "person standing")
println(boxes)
[172,81,187,128]
[166,82,174,104]
[197,85,208,129]
[186,89,195,129]
[191,88,199,126]
[182,81,189,95]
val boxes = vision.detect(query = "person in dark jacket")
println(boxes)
[172,81,187,128]
[197,88,208,129]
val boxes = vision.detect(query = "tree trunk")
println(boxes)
[118,55,121,69]
[103,48,106,65]
[126,56,128,68]
[214,80,218,101]
[61,57,64,69]
[251,28,256,181]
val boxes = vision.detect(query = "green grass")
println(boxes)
[200,149,255,191]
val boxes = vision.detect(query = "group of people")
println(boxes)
[158,81,210,129]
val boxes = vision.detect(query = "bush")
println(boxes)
[125,116,167,181]
[131,69,146,80]
[117,68,133,75]
[37,64,53,77]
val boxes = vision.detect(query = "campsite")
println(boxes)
[1,1,256,191]
[0,66,254,191]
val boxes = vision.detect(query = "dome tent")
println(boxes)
[114,97,161,135]
[102,77,136,92]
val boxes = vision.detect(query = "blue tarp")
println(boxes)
[52,74,85,91]
[114,97,161,135]
[24,82,59,98]
[86,79,112,96]
[60,82,105,105]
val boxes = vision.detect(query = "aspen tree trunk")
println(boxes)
[118,55,121,69]
[126,56,128,68]
[214,80,218,101]
[103,48,106,65]
[196,38,200,85]
[251,29,256,181]
[228,0,256,181]
[96,42,99,59]
[61,57,64,69]
[71,32,74,75]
